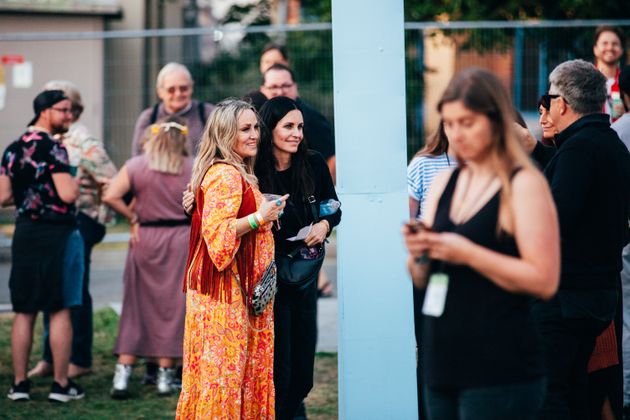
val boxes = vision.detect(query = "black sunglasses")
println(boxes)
[538,94,562,111]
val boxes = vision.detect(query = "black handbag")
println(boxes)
[276,195,326,290]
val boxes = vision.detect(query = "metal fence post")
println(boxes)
[331,0,418,418]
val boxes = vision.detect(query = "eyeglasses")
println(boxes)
[50,107,73,114]
[164,85,191,94]
[263,83,294,92]
[538,94,562,111]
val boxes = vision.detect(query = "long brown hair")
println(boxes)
[438,67,534,229]
[190,99,258,192]
[414,120,449,158]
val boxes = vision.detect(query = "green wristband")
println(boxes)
[248,214,259,230]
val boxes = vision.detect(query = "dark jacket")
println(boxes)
[538,113,630,290]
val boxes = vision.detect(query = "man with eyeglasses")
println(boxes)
[1,90,86,402]
[258,63,336,183]
[130,62,213,156]
[522,59,630,419]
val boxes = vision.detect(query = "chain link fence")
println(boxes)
[1,20,629,168]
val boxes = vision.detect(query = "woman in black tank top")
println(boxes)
[403,68,560,419]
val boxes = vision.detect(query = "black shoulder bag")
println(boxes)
[275,195,326,290]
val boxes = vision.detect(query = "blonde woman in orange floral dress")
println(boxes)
[176,99,288,419]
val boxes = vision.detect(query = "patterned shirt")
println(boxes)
[1,129,75,221]
[62,123,117,224]
[407,153,456,219]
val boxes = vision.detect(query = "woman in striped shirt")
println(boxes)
[407,122,457,220]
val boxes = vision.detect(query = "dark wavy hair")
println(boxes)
[255,96,314,197]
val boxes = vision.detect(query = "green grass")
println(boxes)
[0,309,338,419]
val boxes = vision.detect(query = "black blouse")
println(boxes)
[257,151,341,254]
[423,168,544,388]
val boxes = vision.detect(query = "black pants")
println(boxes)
[532,299,611,420]
[274,277,318,420]
[413,287,428,420]
[43,212,105,367]
[424,377,546,420]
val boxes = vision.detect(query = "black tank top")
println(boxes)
[423,168,544,388]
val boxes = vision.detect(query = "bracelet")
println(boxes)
[247,214,259,230]
[254,212,265,226]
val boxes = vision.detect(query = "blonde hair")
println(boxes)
[143,116,188,174]
[190,99,258,192]
[438,68,534,230]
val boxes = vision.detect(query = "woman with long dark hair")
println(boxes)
[255,96,341,420]
[403,68,560,418]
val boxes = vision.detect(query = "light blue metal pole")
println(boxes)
[331,1,417,419]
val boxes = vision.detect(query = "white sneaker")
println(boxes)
[110,364,132,399]
[156,367,175,396]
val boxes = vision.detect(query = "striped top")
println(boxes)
[407,153,456,218]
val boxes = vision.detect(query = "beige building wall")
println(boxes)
[423,31,456,136]
[0,15,104,153]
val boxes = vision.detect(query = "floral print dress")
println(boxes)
[176,164,275,420]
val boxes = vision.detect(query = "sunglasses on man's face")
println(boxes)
[164,85,191,94]
[538,94,562,111]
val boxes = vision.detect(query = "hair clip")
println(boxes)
[150,122,189,135]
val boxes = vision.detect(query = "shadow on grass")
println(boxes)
[0,308,337,419]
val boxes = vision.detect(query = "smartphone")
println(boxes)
[405,220,432,264]
[405,220,432,233]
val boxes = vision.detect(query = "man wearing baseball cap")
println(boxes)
[0,90,84,402]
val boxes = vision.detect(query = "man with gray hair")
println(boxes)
[130,62,213,156]
[531,59,630,419]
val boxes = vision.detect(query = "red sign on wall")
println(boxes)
[1,55,25,65]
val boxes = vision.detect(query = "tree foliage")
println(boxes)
[404,0,630,21]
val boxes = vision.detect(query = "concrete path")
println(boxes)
[0,233,339,352]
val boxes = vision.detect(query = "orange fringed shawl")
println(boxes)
[183,173,258,305]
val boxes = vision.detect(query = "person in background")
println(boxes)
[244,43,290,111]
[612,65,630,419]
[403,67,559,419]
[613,65,630,148]
[525,59,630,419]
[260,43,289,74]
[408,122,456,221]
[593,26,626,122]
[27,80,117,381]
[176,99,286,419]
[534,88,622,420]
[255,96,341,420]
[406,123,456,419]
[537,95,560,147]
[131,62,214,157]
[1,90,85,403]
[103,116,192,398]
